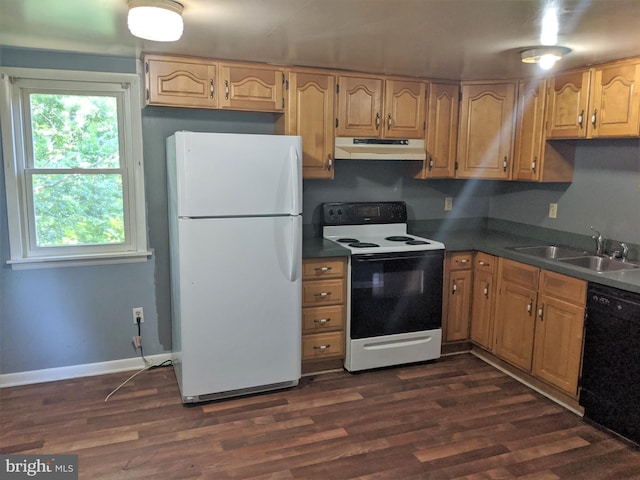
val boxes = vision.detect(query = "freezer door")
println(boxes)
[174,215,302,398]
[170,132,302,217]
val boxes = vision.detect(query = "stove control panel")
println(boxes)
[322,201,408,226]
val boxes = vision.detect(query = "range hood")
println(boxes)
[334,138,426,161]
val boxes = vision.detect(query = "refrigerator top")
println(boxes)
[167,132,302,218]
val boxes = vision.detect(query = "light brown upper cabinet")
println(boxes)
[336,75,426,139]
[144,54,218,109]
[415,82,459,179]
[546,59,640,139]
[218,63,285,112]
[513,78,576,182]
[457,81,517,179]
[284,69,336,179]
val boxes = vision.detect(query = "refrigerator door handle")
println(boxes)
[289,216,301,282]
[289,146,301,215]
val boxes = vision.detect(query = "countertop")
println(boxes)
[303,226,640,294]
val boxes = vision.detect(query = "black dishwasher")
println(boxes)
[580,283,640,445]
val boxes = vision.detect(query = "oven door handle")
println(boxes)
[352,252,438,262]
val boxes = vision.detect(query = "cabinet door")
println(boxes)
[546,69,591,139]
[337,75,384,137]
[494,259,538,371]
[590,61,640,137]
[494,280,537,371]
[383,79,426,139]
[470,253,496,350]
[513,78,546,181]
[417,83,459,179]
[444,269,472,342]
[457,82,516,179]
[145,55,217,108]
[219,63,284,112]
[287,71,336,179]
[533,295,585,395]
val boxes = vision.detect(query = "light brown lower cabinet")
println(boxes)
[469,252,496,350]
[492,258,586,396]
[301,257,347,371]
[442,251,473,342]
[532,270,587,394]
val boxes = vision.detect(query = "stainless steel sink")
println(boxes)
[557,255,640,273]
[510,245,587,259]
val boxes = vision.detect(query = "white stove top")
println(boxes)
[323,224,445,254]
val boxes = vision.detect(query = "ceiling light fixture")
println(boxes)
[520,46,571,70]
[127,0,184,42]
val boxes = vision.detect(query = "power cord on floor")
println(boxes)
[104,316,173,402]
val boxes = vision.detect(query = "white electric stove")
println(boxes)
[322,202,445,372]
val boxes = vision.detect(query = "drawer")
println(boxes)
[302,305,345,333]
[449,251,473,270]
[474,252,496,274]
[302,279,344,307]
[499,257,539,289]
[302,257,345,280]
[539,269,586,305]
[302,331,345,360]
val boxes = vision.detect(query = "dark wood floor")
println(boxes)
[2,353,639,479]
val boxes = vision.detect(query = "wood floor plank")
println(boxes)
[2,353,639,479]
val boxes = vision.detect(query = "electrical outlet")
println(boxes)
[548,203,558,219]
[132,307,144,324]
[444,197,453,211]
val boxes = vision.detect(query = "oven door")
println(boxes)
[350,250,444,339]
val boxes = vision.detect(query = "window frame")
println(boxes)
[0,67,150,269]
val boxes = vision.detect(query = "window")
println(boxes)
[0,67,150,268]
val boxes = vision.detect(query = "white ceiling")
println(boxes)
[1,0,640,80]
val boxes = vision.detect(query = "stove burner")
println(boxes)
[337,238,360,243]
[349,242,380,248]
[406,240,429,245]
[385,236,414,242]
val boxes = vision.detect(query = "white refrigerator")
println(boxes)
[166,131,303,403]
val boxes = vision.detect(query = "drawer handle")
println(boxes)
[538,304,544,320]
[314,318,331,325]
[478,260,490,267]
[456,259,469,264]
[483,286,489,298]
[314,292,332,298]
[313,344,331,351]
[315,266,332,272]
[527,299,533,315]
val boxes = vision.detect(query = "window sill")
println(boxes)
[7,250,153,270]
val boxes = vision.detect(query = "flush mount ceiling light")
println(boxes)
[521,46,571,70]
[128,0,184,42]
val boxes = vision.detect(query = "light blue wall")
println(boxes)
[1,47,639,375]
[489,139,640,244]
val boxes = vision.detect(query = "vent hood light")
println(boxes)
[335,138,426,161]
[128,0,184,42]
[521,46,571,70]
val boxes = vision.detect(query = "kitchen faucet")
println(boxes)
[590,226,604,255]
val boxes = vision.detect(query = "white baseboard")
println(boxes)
[0,353,173,388]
